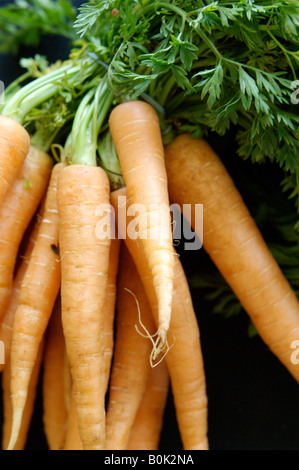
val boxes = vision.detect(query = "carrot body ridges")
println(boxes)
[58,164,111,451]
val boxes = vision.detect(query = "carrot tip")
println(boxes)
[6,408,23,450]
[151,336,169,367]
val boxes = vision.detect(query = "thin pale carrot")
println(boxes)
[58,164,111,450]
[42,294,68,450]
[127,361,169,451]
[0,115,30,206]
[105,242,156,450]
[0,145,53,322]
[109,100,174,349]
[2,340,44,450]
[0,207,43,372]
[164,134,299,383]
[111,188,209,450]
[7,163,62,450]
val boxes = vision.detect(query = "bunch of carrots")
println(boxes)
[0,63,299,451]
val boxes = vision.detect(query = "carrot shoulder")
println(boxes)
[109,100,174,348]
[164,134,299,384]
[0,115,30,205]
[58,164,111,450]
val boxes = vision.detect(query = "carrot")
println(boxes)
[103,237,121,388]
[0,115,30,206]
[164,134,299,383]
[110,188,209,450]
[109,100,174,349]
[0,145,53,322]
[63,391,84,451]
[0,207,44,372]
[58,164,111,450]
[2,341,44,450]
[42,294,68,450]
[105,243,156,450]
[127,361,169,450]
[62,238,120,451]
[7,163,62,450]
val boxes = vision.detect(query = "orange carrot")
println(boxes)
[62,238,120,451]
[164,134,299,383]
[7,163,62,450]
[0,145,53,322]
[103,237,121,389]
[2,340,44,450]
[127,361,169,450]
[110,188,209,450]
[58,164,111,450]
[42,295,68,450]
[109,101,174,348]
[63,391,84,451]
[0,207,43,372]
[0,116,30,206]
[105,243,156,450]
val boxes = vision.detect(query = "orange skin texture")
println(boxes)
[103,237,121,389]
[127,361,169,450]
[110,189,209,451]
[164,133,299,383]
[0,116,30,205]
[2,341,44,450]
[0,209,43,372]
[64,391,83,451]
[8,163,62,450]
[58,165,111,451]
[0,145,53,322]
[105,243,156,450]
[109,101,174,344]
[64,238,120,451]
[42,295,68,450]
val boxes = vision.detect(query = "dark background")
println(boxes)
[0,0,298,451]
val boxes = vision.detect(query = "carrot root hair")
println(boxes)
[124,287,170,368]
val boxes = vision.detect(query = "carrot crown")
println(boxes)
[68,78,114,166]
